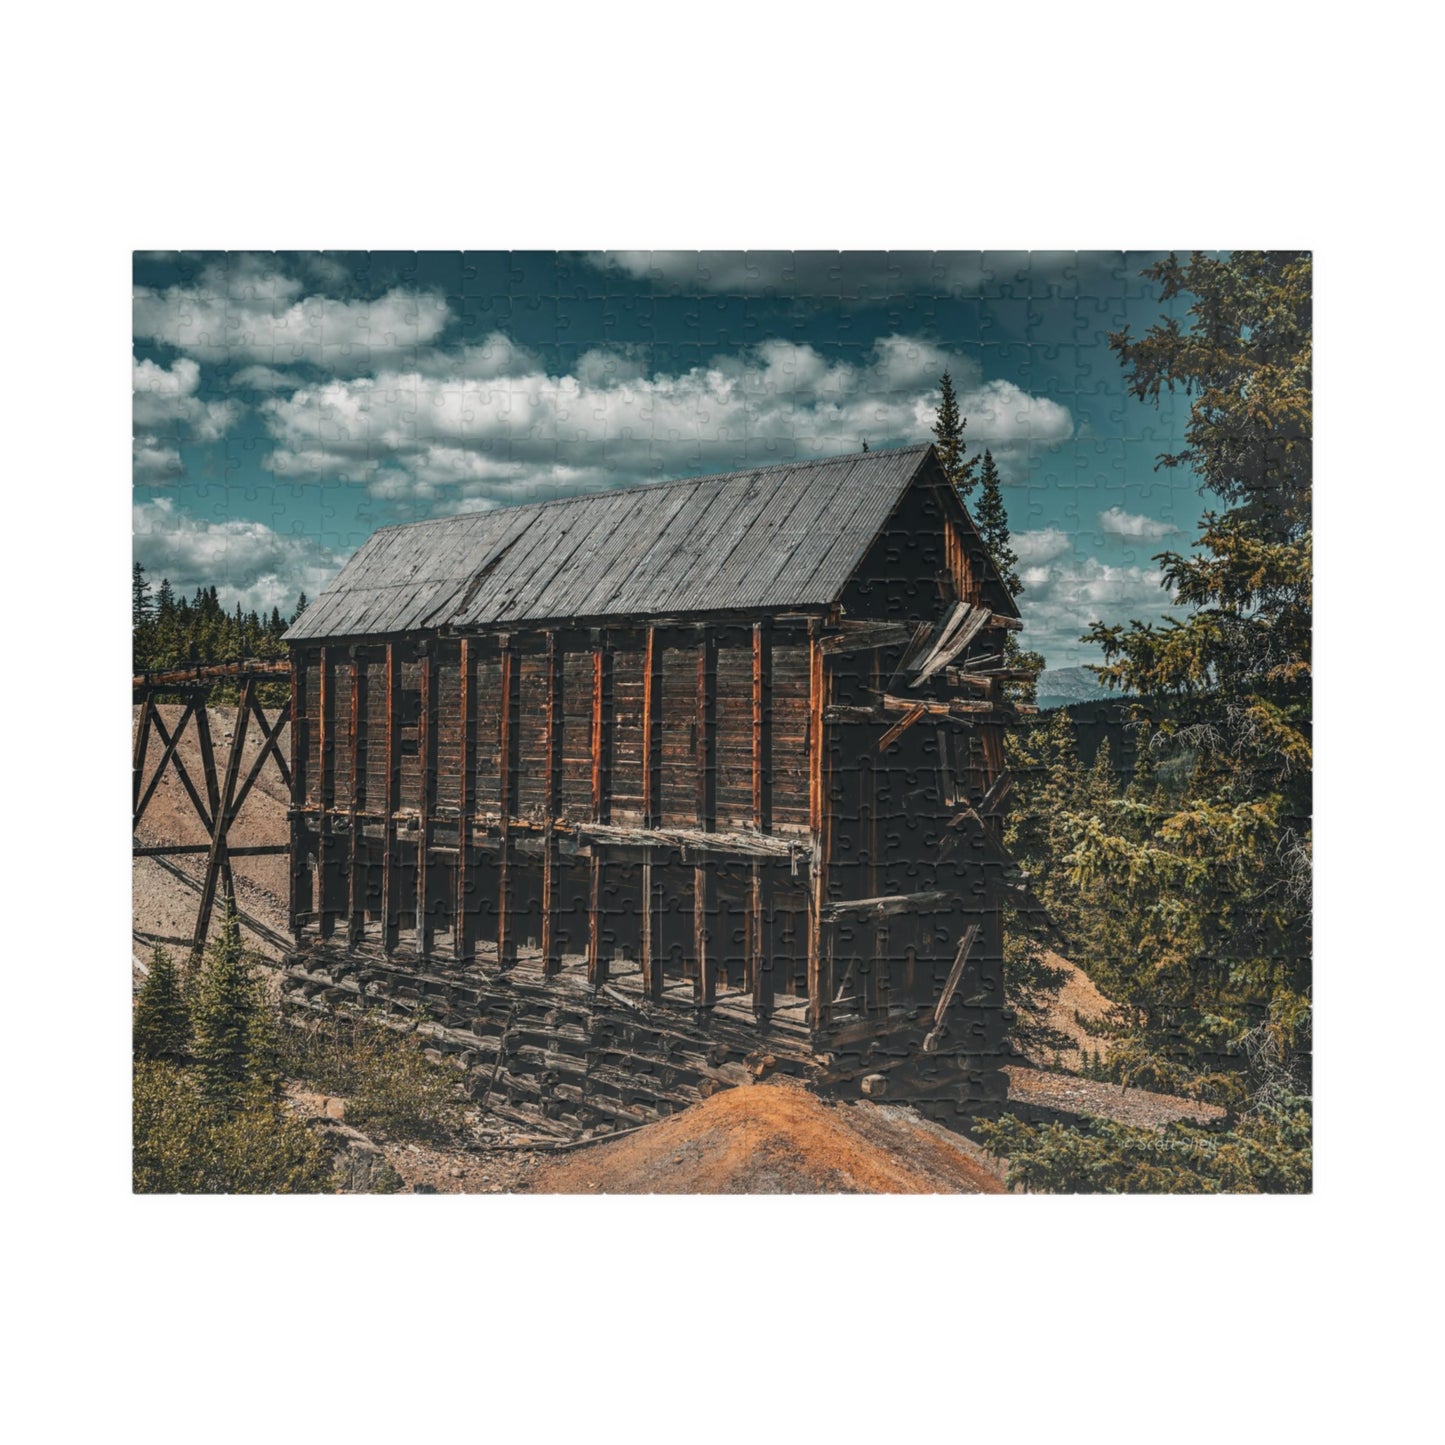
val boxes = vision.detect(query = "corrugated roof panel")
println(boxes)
[287,444,939,639]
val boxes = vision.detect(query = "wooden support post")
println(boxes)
[348,650,363,948]
[639,627,663,998]
[496,638,518,967]
[750,620,773,1018]
[191,678,254,958]
[135,697,207,832]
[541,630,563,978]
[289,655,306,938]
[751,862,773,1019]
[455,637,473,962]
[189,690,228,949]
[382,641,399,954]
[806,621,832,1030]
[315,647,335,939]
[132,695,153,817]
[416,646,433,957]
[640,849,662,1001]
[587,633,612,987]
[694,627,717,1007]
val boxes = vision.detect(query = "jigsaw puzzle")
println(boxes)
[131,251,1313,1194]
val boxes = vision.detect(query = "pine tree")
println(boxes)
[974,450,1022,595]
[132,562,153,627]
[292,591,309,623]
[861,438,869,452]
[1065,252,1313,1106]
[932,370,978,499]
[133,945,190,1062]
[191,897,266,1111]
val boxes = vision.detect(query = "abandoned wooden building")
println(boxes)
[283,443,1031,1131]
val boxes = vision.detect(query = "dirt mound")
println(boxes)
[527,1078,1004,1194]
[1024,949,1116,1069]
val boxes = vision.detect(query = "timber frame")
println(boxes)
[280,445,1034,1131]
[132,660,293,956]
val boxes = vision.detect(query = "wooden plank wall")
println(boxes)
[292,620,826,1013]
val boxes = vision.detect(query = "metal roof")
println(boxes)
[289,445,976,640]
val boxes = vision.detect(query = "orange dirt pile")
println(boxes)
[528,1078,1004,1194]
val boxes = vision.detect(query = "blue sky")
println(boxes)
[132,250,1197,669]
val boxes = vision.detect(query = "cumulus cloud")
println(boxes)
[1014,527,1072,566]
[1098,505,1178,540]
[133,497,343,613]
[132,356,240,484]
[133,255,450,371]
[232,364,305,392]
[1017,552,1179,669]
[258,332,1072,504]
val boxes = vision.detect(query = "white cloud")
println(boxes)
[133,256,450,370]
[1098,505,1178,540]
[258,332,1073,504]
[1014,527,1072,566]
[132,356,240,484]
[232,364,305,392]
[1017,553,1179,669]
[133,497,342,613]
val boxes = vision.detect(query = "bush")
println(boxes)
[278,1012,465,1144]
[976,1096,1312,1194]
[133,1062,334,1194]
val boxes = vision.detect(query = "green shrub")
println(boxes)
[977,1096,1312,1194]
[133,1062,334,1194]
[278,1012,464,1144]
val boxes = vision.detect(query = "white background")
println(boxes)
[2,3,1434,1440]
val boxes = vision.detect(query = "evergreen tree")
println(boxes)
[1064,252,1312,1105]
[191,897,268,1111]
[132,562,153,628]
[860,438,869,452]
[973,450,1022,595]
[133,944,190,1062]
[932,370,978,499]
[292,591,309,623]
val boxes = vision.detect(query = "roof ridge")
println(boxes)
[368,443,933,536]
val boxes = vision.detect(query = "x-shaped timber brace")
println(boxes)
[132,660,293,958]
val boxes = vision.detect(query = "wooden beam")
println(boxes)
[315,646,335,940]
[541,631,563,978]
[642,625,661,828]
[806,621,831,1030]
[639,849,662,1001]
[131,695,153,816]
[750,860,773,1020]
[818,620,914,654]
[922,922,981,1052]
[348,653,363,948]
[752,620,771,833]
[289,654,306,938]
[877,702,926,752]
[820,889,957,922]
[382,641,399,954]
[416,646,434,957]
[133,695,203,830]
[692,627,717,1006]
[496,638,518,967]
[455,637,473,962]
[693,858,716,1008]
[587,634,611,987]
[191,677,254,958]
[574,822,804,859]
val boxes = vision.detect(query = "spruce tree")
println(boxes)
[191,897,265,1111]
[133,944,190,1062]
[932,370,978,499]
[292,591,309,622]
[974,449,1022,595]
[132,562,153,627]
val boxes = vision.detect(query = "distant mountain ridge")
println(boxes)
[1035,665,1125,710]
